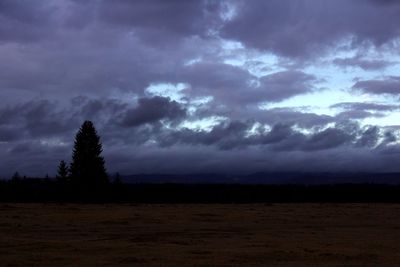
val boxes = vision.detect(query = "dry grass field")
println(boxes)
[1,203,400,266]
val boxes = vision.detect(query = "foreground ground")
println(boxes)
[1,204,400,266]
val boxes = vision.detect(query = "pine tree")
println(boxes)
[113,172,122,185]
[56,160,69,181]
[70,121,108,186]
[11,171,21,181]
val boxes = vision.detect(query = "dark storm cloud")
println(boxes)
[1,94,397,177]
[258,71,317,101]
[121,96,186,127]
[0,126,21,142]
[1,0,400,177]
[0,97,399,176]
[257,124,306,152]
[158,120,251,150]
[336,110,385,120]
[3,140,70,177]
[331,102,400,112]
[382,130,397,144]
[0,100,75,139]
[257,105,387,130]
[0,0,222,45]
[9,142,36,155]
[260,124,296,144]
[0,0,55,43]
[97,0,222,44]
[333,56,395,71]
[258,108,334,129]
[0,0,222,99]
[331,102,398,120]
[262,125,355,152]
[0,96,188,138]
[72,97,128,123]
[155,118,384,153]
[352,76,400,95]
[182,63,317,104]
[181,62,255,104]
[221,0,400,59]
[356,126,380,147]
[103,145,400,174]
[303,128,353,151]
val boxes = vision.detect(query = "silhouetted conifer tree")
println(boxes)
[11,171,20,181]
[113,172,122,185]
[70,121,108,186]
[56,160,69,181]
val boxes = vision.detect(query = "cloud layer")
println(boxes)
[1,0,400,177]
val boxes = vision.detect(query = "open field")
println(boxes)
[1,204,400,266]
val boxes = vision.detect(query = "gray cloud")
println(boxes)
[336,110,385,120]
[155,118,386,153]
[258,71,317,101]
[121,96,186,127]
[352,76,400,95]
[182,64,316,104]
[333,56,395,70]
[181,62,256,104]
[331,101,398,120]
[382,130,397,144]
[0,125,22,142]
[221,0,400,59]
[0,100,76,139]
[257,108,334,129]
[0,0,56,43]
[96,0,222,44]
[356,126,380,147]
[302,128,353,151]
[1,95,399,177]
[1,1,400,177]
[331,102,400,111]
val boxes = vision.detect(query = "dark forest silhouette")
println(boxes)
[2,120,400,203]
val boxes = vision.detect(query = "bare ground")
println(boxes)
[1,203,400,266]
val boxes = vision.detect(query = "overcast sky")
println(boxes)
[1,0,400,177]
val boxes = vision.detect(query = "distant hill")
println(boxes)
[122,172,400,185]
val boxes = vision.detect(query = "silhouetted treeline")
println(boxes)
[2,178,400,203]
[4,120,399,203]
[122,172,400,185]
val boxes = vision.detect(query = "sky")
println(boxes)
[1,0,400,177]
